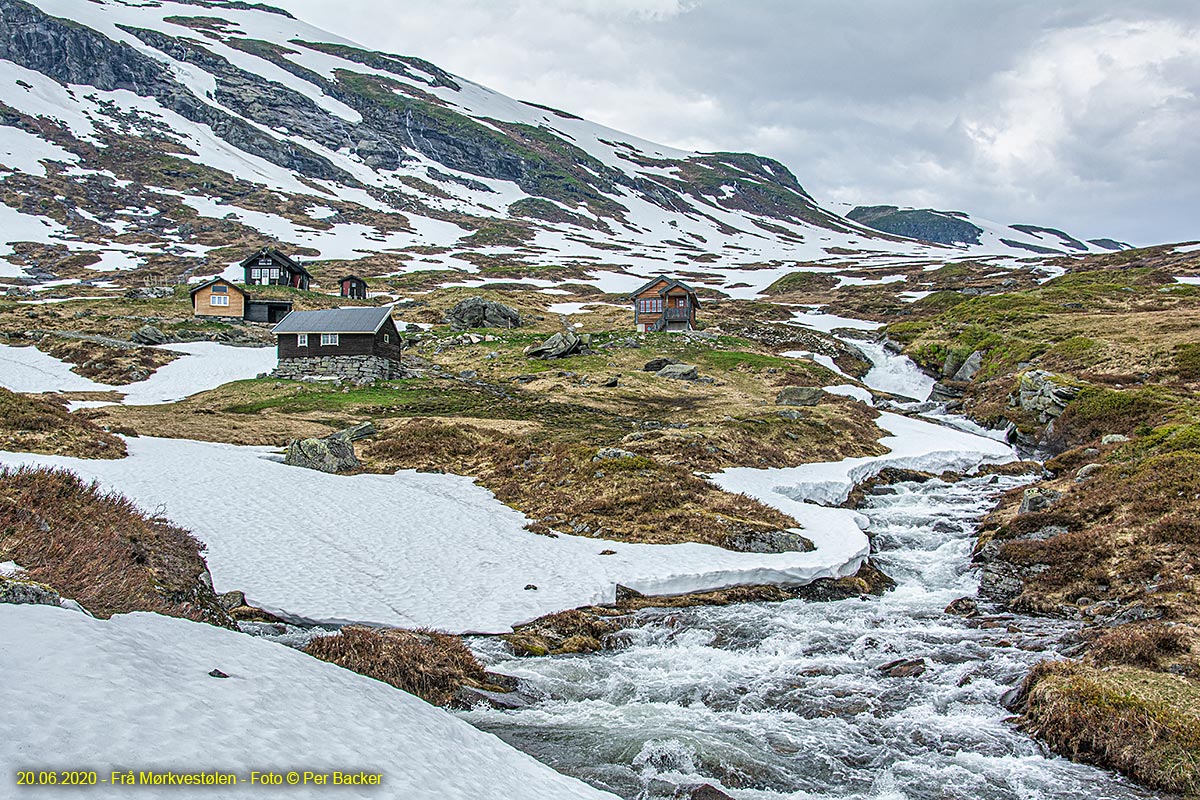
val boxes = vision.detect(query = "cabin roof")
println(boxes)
[627,275,701,306]
[273,306,392,335]
[188,276,242,296]
[340,274,366,283]
[239,247,312,277]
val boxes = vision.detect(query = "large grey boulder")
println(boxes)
[593,447,639,461]
[447,296,521,330]
[1018,487,1062,515]
[776,386,824,406]
[124,286,174,300]
[131,325,169,345]
[951,350,984,382]
[0,575,61,607]
[929,381,966,402]
[284,435,360,474]
[1017,371,1079,422]
[524,332,582,359]
[656,364,698,381]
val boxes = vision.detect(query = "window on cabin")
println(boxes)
[638,298,663,313]
[209,295,229,307]
[383,334,390,344]
[211,284,227,293]
[320,333,339,346]
[297,334,308,347]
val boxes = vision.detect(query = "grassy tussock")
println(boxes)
[303,626,491,706]
[0,466,230,625]
[1088,623,1190,670]
[0,388,125,458]
[1021,660,1200,794]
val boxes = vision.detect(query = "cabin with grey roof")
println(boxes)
[272,307,404,382]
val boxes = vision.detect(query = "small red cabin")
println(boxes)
[339,275,368,300]
[628,276,700,332]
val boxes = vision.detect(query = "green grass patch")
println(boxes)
[1175,343,1200,381]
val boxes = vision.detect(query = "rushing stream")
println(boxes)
[462,473,1158,800]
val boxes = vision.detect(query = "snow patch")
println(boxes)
[0,604,616,800]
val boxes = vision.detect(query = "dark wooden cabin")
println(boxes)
[189,277,293,323]
[272,306,402,364]
[241,247,312,291]
[339,275,368,300]
[628,276,700,332]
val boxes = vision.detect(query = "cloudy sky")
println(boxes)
[277,1,1200,246]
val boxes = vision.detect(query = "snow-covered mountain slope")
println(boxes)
[843,205,1130,255]
[0,0,1124,295]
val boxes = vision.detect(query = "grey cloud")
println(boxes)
[277,0,1200,245]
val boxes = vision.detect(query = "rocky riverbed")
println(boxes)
[458,472,1159,800]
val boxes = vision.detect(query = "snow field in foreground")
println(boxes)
[0,604,617,800]
[0,412,1013,633]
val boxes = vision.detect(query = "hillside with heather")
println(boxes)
[1,2,1198,799]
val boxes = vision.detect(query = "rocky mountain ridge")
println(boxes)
[846,205,1131,254]
[0,0,1129,296]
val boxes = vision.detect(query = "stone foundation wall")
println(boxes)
[273,354,403,383]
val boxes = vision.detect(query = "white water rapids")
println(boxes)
[461,473,1156,800]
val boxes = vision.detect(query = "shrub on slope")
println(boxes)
[0,388,125,458]
[0,466,231,626]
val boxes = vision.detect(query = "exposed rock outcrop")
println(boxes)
[642,357,680,372]
[724,529,812,554]
[1018,487,1062,515]
[447,296,521,330]
[0,574,61,607]
[1016,370,1080,422]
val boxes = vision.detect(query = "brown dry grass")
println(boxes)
[365,417,805,548]
[983,450,1200,619]
[0,466,230,625]
[1088,623,1191,670]
[37,337,180,385]
[303,625,495,706]
[0,388,125,458]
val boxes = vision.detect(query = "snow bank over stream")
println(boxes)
[0,412,1014,633]
[0,604,617,800]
